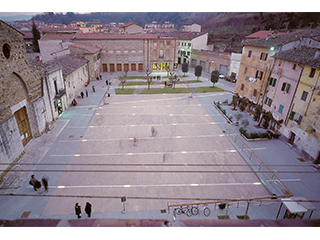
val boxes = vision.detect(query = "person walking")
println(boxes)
[29,175,37,191]
[92,85,95,92]
[41,176,48,192]
[105,79,108,85]
[30,175,41,193]
[80,91,84,99]
[85,202,92,218]
[75,203,81,219]
[85,89,88,97]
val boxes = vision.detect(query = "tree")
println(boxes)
[194,65,202,81]
[32,21,41,53]
[119,77,126,90]
[210,70,219,87]
[182,63,188,77]
[145,69,152,90]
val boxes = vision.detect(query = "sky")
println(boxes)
[0,0,310,18]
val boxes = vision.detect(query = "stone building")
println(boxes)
[41,55,89,106]
[190,50,231,76]
[38,33,74,62]
[69,43,102,79]
[70,33,179,73]
[119,23,143,34]
[0,20,48,169]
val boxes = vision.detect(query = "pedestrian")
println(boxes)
[164,81,167,87]
[96,76,99,81]
[85,202,92,218]
[99,74,102,80]
[41,176,48,192]
[92,85,95,92]
[29,175,37,191]
[80,91,84,99]
[75,203,81,219]
[30,175,41,193]
[86,89,88,97]
[105,79,108,85]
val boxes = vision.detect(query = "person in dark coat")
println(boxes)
[92,85,95,92]
[30,175,41,193]
[75,203,81,218]
[80,91,84,99]
[85,202,92,217]
[85,89,88,97]
[41,176,48,192]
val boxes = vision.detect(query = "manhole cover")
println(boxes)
[160,209,167,213]
[20,211,31,218]
[88,108,92,110]
[69,135,75,138]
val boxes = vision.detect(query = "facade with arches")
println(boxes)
[0,20,47,168]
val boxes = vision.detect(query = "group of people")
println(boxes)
[29,175,48,194]
[75,202,92,218]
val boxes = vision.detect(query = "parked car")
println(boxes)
[225,76,237,83]
[219,74,225,79]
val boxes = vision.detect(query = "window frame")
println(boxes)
[301,91,308,101]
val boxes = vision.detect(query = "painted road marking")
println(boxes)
[49,149,241,157]
[27,182,263,189]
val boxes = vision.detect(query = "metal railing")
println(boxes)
[225,128,293,198]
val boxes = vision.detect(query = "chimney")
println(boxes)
[314,50,320,59]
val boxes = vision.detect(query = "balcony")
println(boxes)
[55,88,66,99]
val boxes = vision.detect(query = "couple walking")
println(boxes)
[75,202,92,219]
[29,175,48,194]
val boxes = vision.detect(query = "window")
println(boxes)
[278,104,284,114]
[244,67,248,74]
[309,68,316,78]
[253,89,257,97]
[265,97,272,107]
[139,50,143,53]
[2,43,11,59]
[292,64,297,70]
[260,52,268,61]
[124,50,128,54]
[131,50,136,53]
[268,77,277,87]
[116,50,121,54]
[301,91,308,101]
[281,82,291,93]
[241,84,244,91]
[255,70,264,80]
[159,49,164,58]
[247,50,252,58]
[108,50,113,54]
[289,111,303,124]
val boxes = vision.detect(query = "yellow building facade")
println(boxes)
[235,45,275,104]
[285,66,320,162]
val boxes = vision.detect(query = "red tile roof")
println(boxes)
[72,33,163,40]
[245,30,287,39]
[40,34,75,41]
[69,43,101,53]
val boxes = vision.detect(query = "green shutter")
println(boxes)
[289,111,295,120]
[269,99,273,107]
[272,78,277,87]
[281,83,286,91]
[297,115,302,125]
[265,97,268,104]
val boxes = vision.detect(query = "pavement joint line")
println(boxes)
[26,182,262,189]
[59,134,228,142]
[49,150,245,157]
[67,121,228,128]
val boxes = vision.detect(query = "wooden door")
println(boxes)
[288,131,296,145]
[138,63,143,71]
[131,63,136,71]
[102,64,107,72]
[124,64,129,72]
[109,64,114,72]
[14,107,31,146]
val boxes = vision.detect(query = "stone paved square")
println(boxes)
[41,94,270,216]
